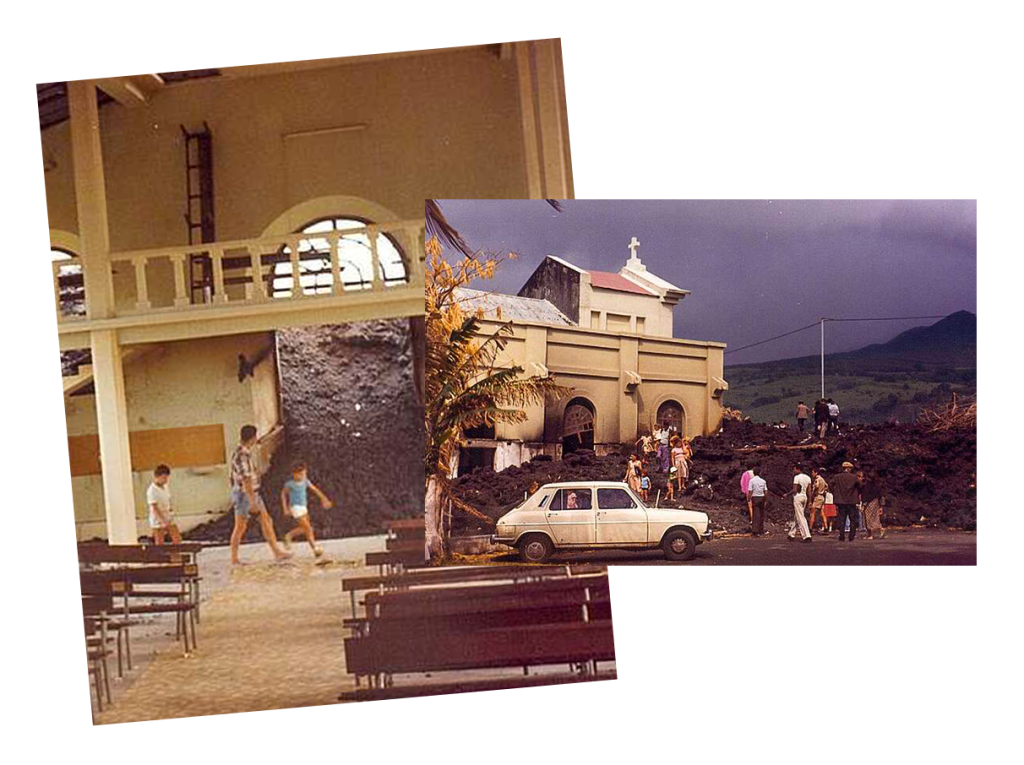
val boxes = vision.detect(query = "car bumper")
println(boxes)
[490,535,516,546]
[700,528,713,543]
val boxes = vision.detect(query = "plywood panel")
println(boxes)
[68,424,227,477]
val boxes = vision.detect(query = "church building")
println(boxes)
[458,238,728,475]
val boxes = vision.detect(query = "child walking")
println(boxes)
[280,463,334,557]
[147,464,182,545]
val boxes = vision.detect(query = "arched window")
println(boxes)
[562,397,596,454]
[271,217,407,298]
[656,400,685,437]
[51,247,85,317]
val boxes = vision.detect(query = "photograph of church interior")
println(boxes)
[40,42,616,722]
[42,41,572,543]
[457,234,728,476]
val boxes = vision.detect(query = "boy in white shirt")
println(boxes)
[147,464,182,545]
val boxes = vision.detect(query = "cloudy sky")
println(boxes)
[436,199,976,364]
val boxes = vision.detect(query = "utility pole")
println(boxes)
[820,318,826,399]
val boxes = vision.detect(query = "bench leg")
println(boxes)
[92,665,103,713]
[116,630,123,678]
[103,657,112,703]
[189,607,198,650]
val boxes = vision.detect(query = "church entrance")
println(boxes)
[656,400,685,436]
[562,398,595,454]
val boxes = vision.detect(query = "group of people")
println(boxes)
[145,424,336,566]
[631,423,693,501]
[795,398,842,437]
[741,460,887,541]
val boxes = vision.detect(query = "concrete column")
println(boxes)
[67,80,115,319]
[515,39,573,199]
[520,326,549,442]
[69,80,137,543]
[619,337,639,443]
[91,329,138,544]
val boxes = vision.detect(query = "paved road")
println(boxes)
[491,529,976,566]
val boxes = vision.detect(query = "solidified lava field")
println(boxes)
[187,320,424,543]
[449,419,976,536]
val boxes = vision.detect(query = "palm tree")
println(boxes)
[422,223,569,560]
[416,199,561,406]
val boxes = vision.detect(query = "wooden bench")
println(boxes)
[80,563,199,655]
[360,518,427,575]
[83,614,113,715]
[340,571,615,700]
[78,542,206,624]
[341,563,606,617]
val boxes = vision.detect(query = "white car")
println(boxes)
[490,481,712,563]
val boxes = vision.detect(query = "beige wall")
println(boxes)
[476,318,726,455]
[64,332,279,539]
[583,285,675,337]
[42,47,528,258]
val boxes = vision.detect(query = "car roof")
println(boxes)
[539,481,631,489]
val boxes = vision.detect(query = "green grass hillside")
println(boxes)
[724,311,976,425]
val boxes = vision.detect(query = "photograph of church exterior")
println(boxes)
[457,237,728,475]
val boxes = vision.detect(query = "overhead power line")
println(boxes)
[724,314,952,356]
[724,322,820,355]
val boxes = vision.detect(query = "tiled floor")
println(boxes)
[95,536,381,724]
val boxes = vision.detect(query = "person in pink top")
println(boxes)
[740,468,754,526]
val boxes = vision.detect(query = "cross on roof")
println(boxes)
[628,236,640,260]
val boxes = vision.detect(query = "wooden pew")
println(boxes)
[80,564,199,655]
[83,614,113,715]
[341,563,606,618]
[78,543,205,624]
[340,571,615,700]
[361,518,427,574]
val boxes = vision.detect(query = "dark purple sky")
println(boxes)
[436,199,976,364]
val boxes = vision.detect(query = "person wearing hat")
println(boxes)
[830,461,863,541]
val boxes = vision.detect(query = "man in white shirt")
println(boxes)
[788,464,813,542]
[654,424,671,473]
[827,399,841,435]
[747,467,769,536]
[147,464,182,545]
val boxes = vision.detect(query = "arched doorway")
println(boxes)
[562,398,595,454]
[656,400,685,437]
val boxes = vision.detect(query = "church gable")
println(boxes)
[517,255,582,324]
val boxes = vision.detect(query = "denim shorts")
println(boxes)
[232,489,266,518]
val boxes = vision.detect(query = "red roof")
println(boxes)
[587,270,656,296]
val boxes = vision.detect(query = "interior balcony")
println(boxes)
[54,219,425,350]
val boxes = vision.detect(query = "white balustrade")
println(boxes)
[55,219,424,323]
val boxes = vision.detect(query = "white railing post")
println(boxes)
[52,261,64,318]
[248,246,266,303]
[368,224,382,291]
[329,233,342,296]
[132,256,151,311]
[210,247,228,305]
[289,236,303,298]
[170,254,189,308]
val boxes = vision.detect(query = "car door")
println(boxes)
[544,489,596,546]
[595,487,648,544]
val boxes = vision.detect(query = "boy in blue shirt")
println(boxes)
[280,462,334,557]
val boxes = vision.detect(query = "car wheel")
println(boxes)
[662,528,698,562]
[519,534,553,564]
